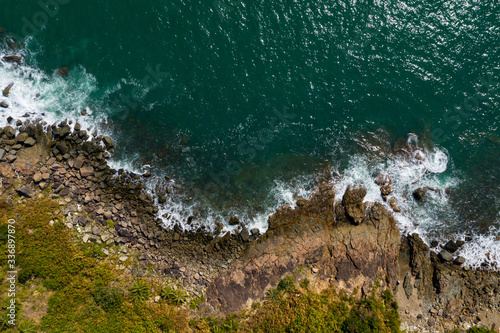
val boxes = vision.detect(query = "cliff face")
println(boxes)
[206,183,401,315]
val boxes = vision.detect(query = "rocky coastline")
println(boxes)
[0,118,499,332]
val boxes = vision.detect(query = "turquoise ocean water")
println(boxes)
[0,0,499,267]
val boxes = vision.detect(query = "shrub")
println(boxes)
[106,220,115,229]
[277,275,295,291]
[93,287,124,312]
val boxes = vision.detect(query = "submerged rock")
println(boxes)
[2,82,14,97]
[2,55,23,64]
[228,216,240,226]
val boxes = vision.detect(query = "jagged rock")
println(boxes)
[58,126,70,138]
[92,227,102,236]
[5,155,17,163]
[16,186,35,198]
[80,166,94,178]
[407,233,434,299]
[16,132,28,143]
[0,101,8,108]
[206,185,400,315]
[342,183,367,224]
[74,157,84,169]
[389,197,401,212]
[33,172,43,183]
[403,272,413,299]
[453,256,466,265]
[56,142,69,155]
[2,55,23,64]
[444,240,459,253]
[2,82,14,97]
[24,137,36,147]
[240,226,250,242]
[413,188,427,201]
[102,136,114,150]
[228,216,240,226]
[0,149,5,160]
[438,250,453,262]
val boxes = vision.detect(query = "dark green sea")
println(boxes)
[0,0,499,267]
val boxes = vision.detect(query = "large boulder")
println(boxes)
[16,186,35,198]
[206,184,400,315]
[342,183,367,224]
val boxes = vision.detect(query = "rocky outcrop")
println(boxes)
[342,183,367,224]
[206,183,400,315]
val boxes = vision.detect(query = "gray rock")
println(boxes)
[438,250,453,262]
[250,228,260,236]
[0,149,5,160]
[240,226,250,242]
[453,256,466,265]
[6,155,17,163]
[403,272,413,299]
[16,186,35,198]
[0,101,8,108]
[119,256,128,262]
[92,226,102,236]
[101,234,110,242]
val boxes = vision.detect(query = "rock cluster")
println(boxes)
[0,120,248,298]
[206,183,401,315]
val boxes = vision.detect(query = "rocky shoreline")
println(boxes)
[0,118,499,332]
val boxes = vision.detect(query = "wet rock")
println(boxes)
[240,226,250,242]
[342,183,367,224]
[57,67,69,76]
[430,240,439,247]
[102,136,114,150]
[444,240,458,253]
[207,185,400,315]
[16,186,35,198]
[0,101,8,108]
[2,82,14,97]
[453,256,466,265]
[58,126,70,138]
[228,216,240,226]
[2,55,23,64]
[74,123,81,131]
[438,250,453,262]
[413,188,427,201]
[389,197,401,212]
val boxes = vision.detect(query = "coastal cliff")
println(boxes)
[0,119,499,332]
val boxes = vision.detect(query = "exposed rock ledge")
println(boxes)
[206,183,401,315]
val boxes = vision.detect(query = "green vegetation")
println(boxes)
[129,279,151,303]
[106,220,115,229]
[161,285,188,306]
[0,198,189,332]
